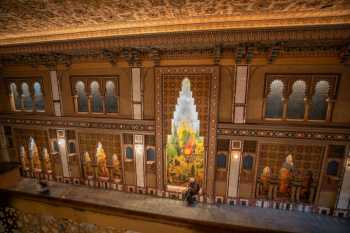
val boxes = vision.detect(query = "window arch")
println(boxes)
[265,80,284,118]
[216,153,227,169]
[126,146,134,160]
[21,82,33,111]
[309,80,330,120]
[287,80,306,119]
[10,83,21,110]
[33,81,45,111]
[52,140,59,153]
[69,142,76,154]
[90,81,103,112]
[243,154,254,170]
[146,148,155,161]
[106,80,117,113]
[75,81,88,112]
[326,160,339,176]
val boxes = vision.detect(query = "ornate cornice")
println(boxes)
[1,115,349,142]
[217,123,350,142]
[0,26,349,56]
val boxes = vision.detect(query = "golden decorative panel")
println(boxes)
[258,144,324,181]
[13,128,49,154]
[78,133,121,163]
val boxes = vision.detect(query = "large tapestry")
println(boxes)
[165,78,208,187]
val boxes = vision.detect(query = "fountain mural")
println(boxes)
[166,78,204,187]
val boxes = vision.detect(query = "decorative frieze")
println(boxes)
[0,116,155,133]
[217,124,350,142]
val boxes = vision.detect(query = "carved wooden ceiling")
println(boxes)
[0,0,349,46]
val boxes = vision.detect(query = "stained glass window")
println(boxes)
[53,140,59,153]
[69,142,76,154]
[243,154,253,170]
[90,81,103,112]
[21,82,33,111]
[327,160,339,176]
[146,148,155,161]
[126,147,134,160]
[216,153,227,169]
[75,81,88,112]
[106,80,117,113]
[287,80,306,119]
[265,80,284,118]
[309,81,329,120]
[33,82,45,111]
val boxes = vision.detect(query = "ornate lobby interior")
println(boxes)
[0,0,350,232]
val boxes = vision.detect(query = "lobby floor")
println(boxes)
[3,178,350,233]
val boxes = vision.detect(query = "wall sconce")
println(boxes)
[58,138,65,145]
[232,151,240,160]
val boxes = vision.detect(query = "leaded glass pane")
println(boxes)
[126,147,134,160]
[106,81,117,113]
[91,81,103,112]
[34,82,45,111]
[21,82,33,111]
[146,148,155,161]
[309,81,329,120]
[287,80,306,119]
[265,80,284,118]
[216,154,227,168]
[75,81,88,112]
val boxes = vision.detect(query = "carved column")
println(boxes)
[49,70,63,116]
[131,67,143,120]
[335,145,350,210]
[233,65,249,123]
[0,125,10,162]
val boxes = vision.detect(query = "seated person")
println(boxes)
[37,180,50,195]
[184,177,200,205]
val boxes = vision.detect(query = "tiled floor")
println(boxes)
[5,178,350,233]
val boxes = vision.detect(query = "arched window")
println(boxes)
[287,80,306,119]
[21,82,33,111]
[34,81,45,111]
[265,80,284,118]
[10,83,21,110]
[126,146,134,160]
[75,81,88,112]
[309,81,330,120]
[327,160,339,176]
[243,154,254,170]
[216,153,227,169]
[90,81,103,112]
[69,142,76,154]
[146,148,155,161]
[106,80,117,113]
[53,140,59,153]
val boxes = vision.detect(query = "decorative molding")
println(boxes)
[0,115,155,133]
[1,27,350,55]
[217,124,350,142]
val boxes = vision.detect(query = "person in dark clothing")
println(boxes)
[37,180,50,195]
[184,177,200,205]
